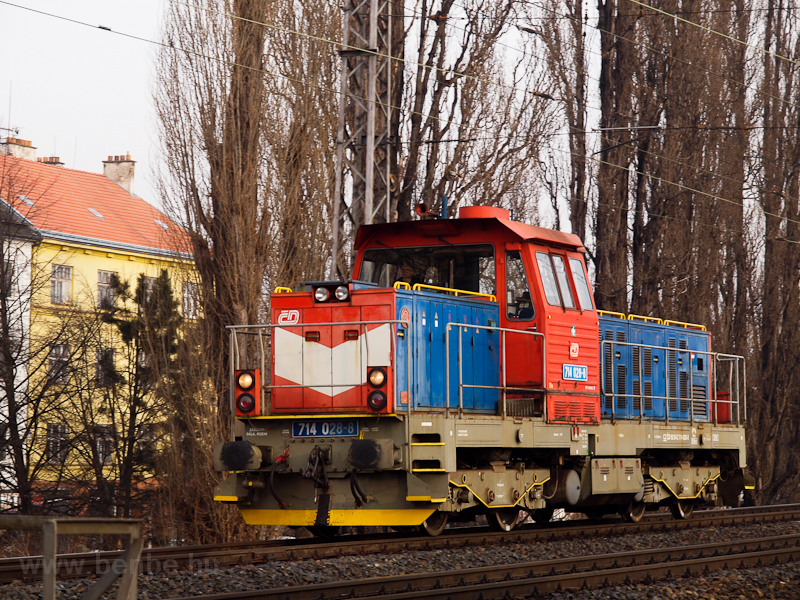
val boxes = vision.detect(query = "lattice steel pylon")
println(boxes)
[331,0,395,278]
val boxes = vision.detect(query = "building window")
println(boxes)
[95,348,115,387]
[48,344,69,384]
[46,423,68,464]
[51,265,72,304]
[0,423,7,462]
[144,276,158,303]
[137,351,153,390]
[94,425,114,465]
[98,270,117,309]
[137,423,156,465]
[1,258,14,297]
[182,282,199,319]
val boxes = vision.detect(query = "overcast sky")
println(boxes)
[0,0,164,206]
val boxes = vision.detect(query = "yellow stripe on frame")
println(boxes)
[213,496,239,502]
[239,508,437,527]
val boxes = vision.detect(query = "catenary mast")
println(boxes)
[331,0,396,278]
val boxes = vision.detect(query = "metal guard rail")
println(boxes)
[599,339,746,425]
[227,320,412,428]
[446,323,546,419]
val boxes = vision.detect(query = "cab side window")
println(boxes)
[536,252,561,306]
[551,256,575,309]
[568,257,594,311]
[505,251,534,320]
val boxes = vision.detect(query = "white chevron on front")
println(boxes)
[274,324,392,396]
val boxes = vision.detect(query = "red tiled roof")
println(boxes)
[0,154,191,256]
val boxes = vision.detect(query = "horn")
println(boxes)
[415,203,441,219]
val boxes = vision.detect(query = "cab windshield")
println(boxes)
[359,244,495,296]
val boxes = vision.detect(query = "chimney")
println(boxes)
[38,156,64,166]
[0,137,37,161]
[103,154,135,195]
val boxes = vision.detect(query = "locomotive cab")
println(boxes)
[214,206,750,534]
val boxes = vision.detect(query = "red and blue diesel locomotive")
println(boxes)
[214,206,749,534]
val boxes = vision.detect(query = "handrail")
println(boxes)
[411,283,497,302]
[664,319,707,331]
[273,286,293,293]
[628,314,663,324]
[598,310,626,320]
[228,321,411,406]
[599,339,745,425]
[230,318,415,470]
[599,310,707,331]
[393,281,411,290]
[446,323,545,418]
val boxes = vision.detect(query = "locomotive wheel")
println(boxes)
[307,526,341,538]
[421,511,449,536]
[531,508,554,524]
[670,499,694,519]
[621,501,646,523]
[487,508,520,532]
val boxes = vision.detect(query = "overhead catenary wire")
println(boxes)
[2,0,797,243]
[176,0,800,211]
[625,0,800,70]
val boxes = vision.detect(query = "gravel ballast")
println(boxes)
[2,520,800,599]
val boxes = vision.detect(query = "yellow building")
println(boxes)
[0,138,195,513]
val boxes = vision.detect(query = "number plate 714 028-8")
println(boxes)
[292,420,359,438]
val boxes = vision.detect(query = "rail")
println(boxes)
[445,323,546,419]
[599,339,746,425]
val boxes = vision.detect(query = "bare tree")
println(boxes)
[393,0,556,225]
[155,0,274,408]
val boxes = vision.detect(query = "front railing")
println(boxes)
[599,339,746,425]
[227,318,411,422]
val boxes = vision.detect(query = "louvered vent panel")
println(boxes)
[668,339,677,411]
[603,332,613,397]
[633,379,641,412]
[692,385,708,418]
[633,347,640,373]
[644,348,652,377]
[617,364,627,410]
[679,372,689,412]
[644,380,653,411]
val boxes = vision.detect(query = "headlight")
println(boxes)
[237,371,254,391]
[368,367,386,388]
[314,287,330,302]
[367,390,387,411]
[236,393,256,413]
[335,285,349,301]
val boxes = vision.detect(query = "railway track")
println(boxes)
[167,530,800,600]
[1,503,798,583]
